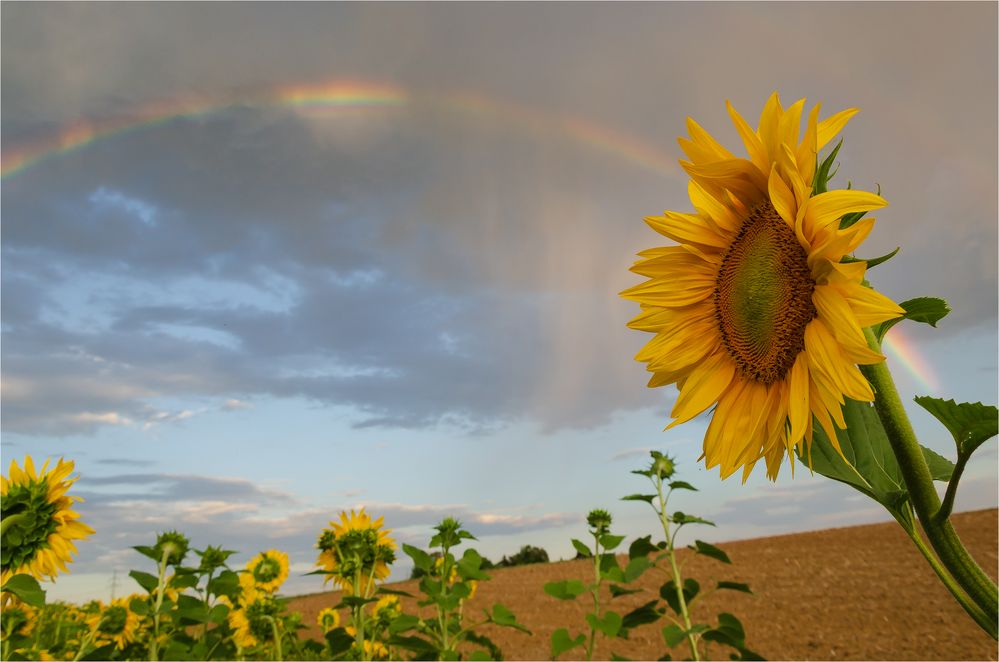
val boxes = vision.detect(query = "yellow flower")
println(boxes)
[363,639,389,660]
[242,549,289,594]
[0,603,35,638]
[315,509,396,594]
[1,456,95,583]
[316,607,341,632]
[371,595,401,624]
[86,598,140,650]
[622,93,905,481]
[227,590,282,650]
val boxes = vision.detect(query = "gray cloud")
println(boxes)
[2,2,995,439]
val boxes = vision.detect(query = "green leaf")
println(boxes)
[599,534,626,551]
[341,596,377,608]
[610,654,631,661]
[488,603,531,633]
[129,596,150,616]
[1,574,45,607]
[623,556,651,582]
[586,610,623,637]
[621,600,661,630]
[388,614,421,635]
[875,297,950,342]
[386,634,437,656]
[628,535,659,560]
[717,581,753,595]
[667,480,698,492]
[376,587,415,598]
[691,540,731,564]
[544,579,587,600]
[571,538,593,558]
[129,570,160,593]
[621,493,657,504]
[132,545,161,562]
[465,631,503,661]
[672,512,715,527]
[920,445,956,481]
[659,579,699,616]
[812,138,842,196]
[662,624,686,648]
[402,543,432,572]
[796,398,914,526]
[609,584,643,598]
[914,396,998,458]
[208,570,240,599]
[551,628,586,658]
[599,553,625,582]
[839,210,868,229]
[208,604,229,624]
[841,246,899,269]
[457,548,490,581]
[325,628,355,656]
[702,612,746,648]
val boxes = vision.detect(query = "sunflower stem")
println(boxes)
[584,530,603,661]
[935,452,970,525]
[149,548,171,662]
[861,326,998,631]
[654,479,700,661]
[904,523,996,637]
[265,616,283,662]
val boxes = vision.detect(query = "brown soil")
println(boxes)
[288,509,998,660]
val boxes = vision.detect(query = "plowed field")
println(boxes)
[288,509,998,660]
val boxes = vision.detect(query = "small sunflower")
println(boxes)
[622,93,905,481]
[370,595,401,625]
[1,456,95,583]
[316,606,341,632]
[242,549,289,594]
[0,603,35,639]
[315,509,396,595]
[86,598,140,650]
[227,590,282,650]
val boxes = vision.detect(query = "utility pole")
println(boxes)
[110,568,118,602]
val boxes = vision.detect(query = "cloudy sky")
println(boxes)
[2,3,996,602]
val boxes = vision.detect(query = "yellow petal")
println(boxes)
[669,352,737,427]
[817,108,859,150]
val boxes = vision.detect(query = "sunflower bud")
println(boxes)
[586,508,613,535]
[650,452,675,479]
[153,531,189,566]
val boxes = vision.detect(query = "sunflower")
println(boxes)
[242,549,289,594]
[622,93,905,481]
[86,598,140,650]
[316,606,341,632]
[227,589,282,650]
[1,456,95,583]
[315,509,396,595]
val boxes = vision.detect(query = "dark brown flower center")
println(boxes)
[714,201,816,384]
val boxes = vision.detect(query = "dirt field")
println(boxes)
[288,509,998,660]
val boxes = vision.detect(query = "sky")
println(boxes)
[2,2,996,603]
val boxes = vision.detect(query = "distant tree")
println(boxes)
[497,545,549,567]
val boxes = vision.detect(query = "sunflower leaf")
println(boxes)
[812,139,843,196]
[874,297,950,342]
[0,573,45,607]
[691,540,731,564]
[914,396,998,459]
[841,246,899,269]
[551,628,586,658]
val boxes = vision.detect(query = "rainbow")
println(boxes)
[2,78,937,392]
[1,79,676,180]
[882,326,940,393]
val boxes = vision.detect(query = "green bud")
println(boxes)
[650,451,675,479]
[153,530,190,566]
[586,508,613,535]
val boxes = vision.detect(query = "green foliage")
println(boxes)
[874,297,950,342]
[796,398,955,530]
[914,397,998,459]
[0,573,45,607]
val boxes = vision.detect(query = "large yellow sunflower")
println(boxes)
[622,93,904,481]
[315,509,396,595]
[1,456,95,583]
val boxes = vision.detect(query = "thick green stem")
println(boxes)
[904,525,996,637]
[655,479,700,661]
[149,548,172,662]
[265,616,283,662]
[585,532,602,661]
[861,327,998,628]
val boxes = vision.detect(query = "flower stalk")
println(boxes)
[862,326,998,630]
[654,477,700,661]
